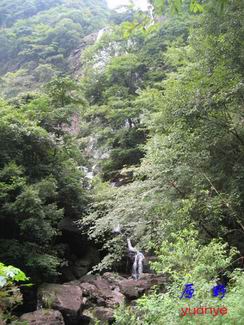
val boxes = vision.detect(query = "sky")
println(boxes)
[106,0,149,11]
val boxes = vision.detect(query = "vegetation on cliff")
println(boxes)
[0,0,108,97]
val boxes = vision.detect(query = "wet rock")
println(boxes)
[102,273,127,287]
[20,309,65,325]
[117,273,167,300]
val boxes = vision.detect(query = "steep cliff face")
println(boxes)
[68,32,99,78]
[0,0,109,98]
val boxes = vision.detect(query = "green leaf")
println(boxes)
[190,0,204,13]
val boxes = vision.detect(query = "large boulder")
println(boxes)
[20,309,65,325]
[38,284,84,324]
[79,275,125,309]
[61,274,125,324]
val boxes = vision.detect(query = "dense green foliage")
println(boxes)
[115,230,244,324]
[80,8,192,182]
[151,0,229,15]
[79,0,244,322]
[0,0,108,98]
[0,78,88,282]
[80,0,244,268]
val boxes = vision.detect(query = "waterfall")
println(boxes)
[80,166,94,180]
[96,28,106,42]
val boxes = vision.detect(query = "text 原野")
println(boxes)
[180,283,226,299]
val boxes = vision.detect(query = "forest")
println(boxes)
[0,0,244,324]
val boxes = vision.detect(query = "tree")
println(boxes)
[0,0,109,98]
[0,84,89,281]
[151,0,229,15]
[80,0,244,277]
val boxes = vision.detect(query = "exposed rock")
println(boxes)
[117,273,167,300]
[62,113,80,136]
[79,275,125,308]
[38,284,84,324]
[78,273,166,322]
[102,272,167,299]
[36,273,166,324]
[68,32,98,78]
[82,307,114,324]
[20,309,65,325]
[102,272,126,285]
[61,267,76,282]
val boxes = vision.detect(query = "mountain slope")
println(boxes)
[0,0,108,98]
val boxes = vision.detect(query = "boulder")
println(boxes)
[117,273,167,300]
[77,273,166,322]
[79,275,125,308]
[38,284,84,324]
[82,307,114,324]
[20,309,65,325]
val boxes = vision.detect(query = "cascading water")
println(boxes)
[96,27,106,41]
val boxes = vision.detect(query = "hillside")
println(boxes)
[0,0,108,98]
